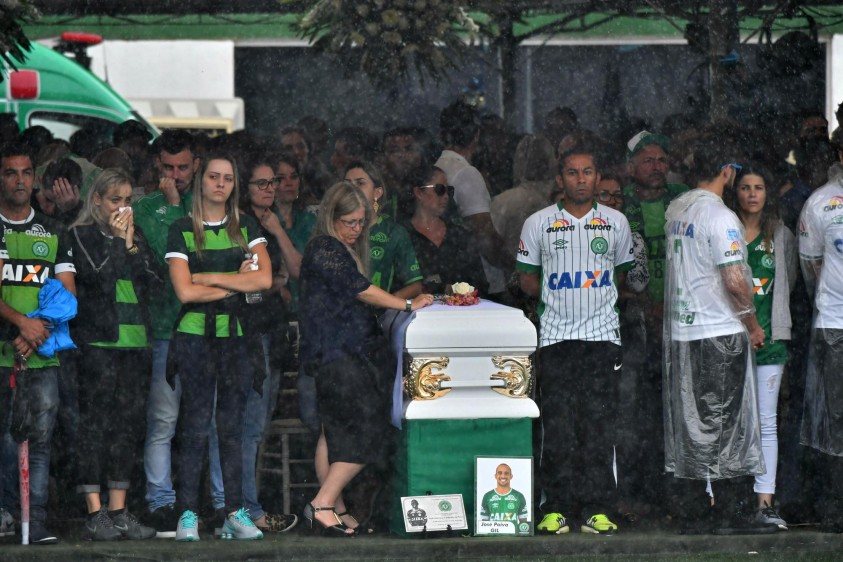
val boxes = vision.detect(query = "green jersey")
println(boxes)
[1,209,76,368]
[369,215,422,293]
[747,233,787,365]
[165,214,266,337]
[277,207,316,313]
[480,488,528,522]
[133,190,193,339]
[623,182,689,302]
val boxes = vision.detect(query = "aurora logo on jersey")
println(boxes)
[2,262,50,285]
[584,217,612,231]
[823,196,843,212]
[548,270,612,290]
[724,241,742,257]
[668,220,695,238]
[517,240,529,257]
[546,218,575,233]
[24,224,53,239]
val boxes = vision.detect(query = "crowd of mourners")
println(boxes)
[0,97,842,545]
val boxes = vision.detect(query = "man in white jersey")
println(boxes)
[517,144,633,535]
[663,133,767,534]
[798,141,843,533]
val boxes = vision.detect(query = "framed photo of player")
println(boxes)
[474,456,533,536]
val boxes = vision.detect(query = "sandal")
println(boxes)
[337,511,374,535]
[303,503,352,537]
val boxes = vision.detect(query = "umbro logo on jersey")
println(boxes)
[2,263,50,284]
[553,239,568,250]
[548,270,612,290]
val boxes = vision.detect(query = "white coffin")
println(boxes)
[388,300,539,423]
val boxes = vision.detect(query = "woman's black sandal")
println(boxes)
[303,503,352,537]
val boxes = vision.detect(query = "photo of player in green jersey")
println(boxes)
[475,457,533,536]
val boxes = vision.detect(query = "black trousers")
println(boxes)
[76,345,150,493]
[538,340,621,521]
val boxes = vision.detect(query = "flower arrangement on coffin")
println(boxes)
[441,282,480,306]
[294,0,479,86]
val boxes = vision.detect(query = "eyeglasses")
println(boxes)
[249,177,281,190]
[721,163,743,172]
[420,184,455,197]
[597,190,624,203]
[338,218,366,229]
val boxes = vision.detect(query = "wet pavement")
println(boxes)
[1,523,841,561]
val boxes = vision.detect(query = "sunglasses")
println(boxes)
[420,183,455,197]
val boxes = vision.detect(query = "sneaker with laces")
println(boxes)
[221,508,263,540]
[262,512,298,533]
[582,514,618,535]
[537,512,570,534]
[112,510,156,540]
[142,504,179,538]
[176,509,200,542]
[754,503,788,531]
[0,508,14,537]
[80,508,122,542]
[29,520,59,545]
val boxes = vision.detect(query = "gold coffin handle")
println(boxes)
[490,356,533,398]
[405,357,451,400]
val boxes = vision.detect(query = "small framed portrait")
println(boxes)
[474,456,533,536]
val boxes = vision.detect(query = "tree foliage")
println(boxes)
[0,0,38,81]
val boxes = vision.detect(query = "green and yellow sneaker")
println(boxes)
[537,512,570,534]
[581,513,618,535]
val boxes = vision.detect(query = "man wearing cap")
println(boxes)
[621,130,689,513]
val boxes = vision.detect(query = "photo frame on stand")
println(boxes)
[474,456,533,536]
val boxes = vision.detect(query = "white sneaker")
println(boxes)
[175,510,200,542]
[221,508,263,540]
[755,503,788,530]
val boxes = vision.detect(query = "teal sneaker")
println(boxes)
[175,510,199,542]
[582,513,618,535]
[221,508,263,540]
[537,512,570,534]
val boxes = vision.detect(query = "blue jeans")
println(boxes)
[209,334,281,517]
[0,366,59,523]
[144,339,181,510]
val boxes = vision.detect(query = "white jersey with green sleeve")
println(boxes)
[516,201,634,346]
[799,180,843,329]
[665,190,746,341]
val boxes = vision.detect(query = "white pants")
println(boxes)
[754,364,784,495]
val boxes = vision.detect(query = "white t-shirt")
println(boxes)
[435,150,491,218]
[665,190,746,341]
[798,179,843,329]
[516,201,634,346]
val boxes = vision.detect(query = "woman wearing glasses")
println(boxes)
[298,181,434,535]
[404,164,488,295]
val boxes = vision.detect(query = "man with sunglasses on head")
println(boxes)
[663,133,767,534]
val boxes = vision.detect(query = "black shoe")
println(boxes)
[29,520,59,545]
[142,504,178,538]
[81,508,122,542]
[303,503,352,537]
[111,510,156,540]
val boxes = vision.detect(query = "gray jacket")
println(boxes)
[771,222,797,342]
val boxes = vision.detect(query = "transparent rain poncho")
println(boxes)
[662,189,765,480]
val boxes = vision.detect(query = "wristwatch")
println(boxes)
[405,299,412,312]
[127,244,139,255]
